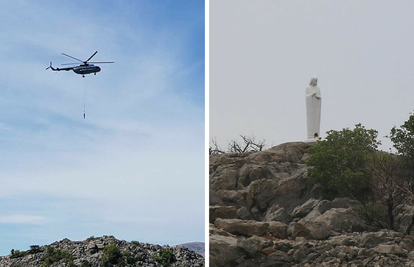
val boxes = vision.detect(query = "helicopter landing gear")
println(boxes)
[94,73,96,75]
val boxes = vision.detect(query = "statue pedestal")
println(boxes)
[304,138,319,143]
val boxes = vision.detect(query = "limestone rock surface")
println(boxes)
[210,142,414,267]
[0,235,204,267]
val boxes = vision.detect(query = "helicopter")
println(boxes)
[46,51,113,77]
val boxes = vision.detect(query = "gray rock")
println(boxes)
[210,205,238,223]
[237,206,253,220]
[246,179,279,212]
[237,236,266,258]
[268,221,288,239]
[314,208,367,233]
[290,198,320,219]
[315,198,360,214]
[374,244,408,257]
[210,235,241,267]
[261,251,292,267]
[214,218,269,237]
[291,220,331,240]
[264,206,288,223]
[360,232,389,248]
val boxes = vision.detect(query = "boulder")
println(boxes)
[289,198,320,219]
[360,232,389,249]
[210,235,242,267]
[246,179,279,212]
[214,219,269,237]
[374,244,408,257]
[267,173,319,214]
[264,206,288,223]
[210,205,238,223]
[237,207,253,220]
[314,198,360,214]
[238,164,276,188]
[314,208,367,233]
[210,164,239,191]
[290,221,331,240]
[261,250,292,267]
[237,236,271,258]
[268,221,288,239]
[248,142,312,164]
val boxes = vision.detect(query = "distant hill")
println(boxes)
[0,235,204,267]
[176,242,205,256]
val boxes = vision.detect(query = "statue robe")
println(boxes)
[306,84,321,140]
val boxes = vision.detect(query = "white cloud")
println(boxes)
[0,215,46,225]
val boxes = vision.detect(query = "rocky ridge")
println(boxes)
[210,142,414,267]
[0,235,204,267]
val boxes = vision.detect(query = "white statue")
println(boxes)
[306,76,321,141]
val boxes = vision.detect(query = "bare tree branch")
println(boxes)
[209,138,225,155]
[228,135,266,153]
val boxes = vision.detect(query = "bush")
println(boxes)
[306,124,380,200]
[390,112,414,159]
[29,245,41,254]
[100,243,122,267]
[131,241,141,247]
[154,249,176,267]
[42,247,74,266]
[10,249,26,258]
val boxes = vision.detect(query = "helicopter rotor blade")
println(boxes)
[86,51,98,62]
[88,61,114,64]
[61,53,84,63]
[61,63,80,65]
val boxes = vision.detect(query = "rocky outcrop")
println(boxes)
[210,142,320,221]
[209,142,414,266]
[210,224,414,267]
[0,236,204,267]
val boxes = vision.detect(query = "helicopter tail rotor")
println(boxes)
[46,62,53,70]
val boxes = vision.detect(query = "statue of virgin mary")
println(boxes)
[306,76,321,141]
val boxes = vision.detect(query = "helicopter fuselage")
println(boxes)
[73,65,101,75]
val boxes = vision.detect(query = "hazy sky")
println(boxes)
[0,0,204,255]
[210,0,414,151]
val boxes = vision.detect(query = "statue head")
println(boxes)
[309,76,318,86]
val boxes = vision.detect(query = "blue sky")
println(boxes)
[0,0,204,255]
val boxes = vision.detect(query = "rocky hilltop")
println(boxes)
[0,236,204,267]
[210,142,414,267]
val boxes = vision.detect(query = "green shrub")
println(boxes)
[100,243,122,267]
[10,249,26,258]
[153,249,175,267]
[121,249,137,265]
[131,241,141,247]
[42,247,74,266]
[306,124,380,200]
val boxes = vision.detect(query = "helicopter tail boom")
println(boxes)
[45,62,73,72]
